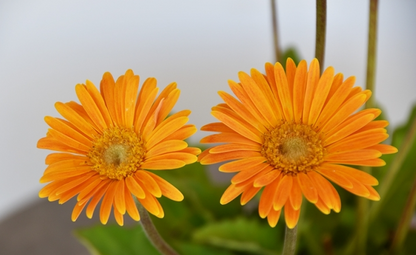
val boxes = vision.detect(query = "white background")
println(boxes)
[0,0,415,220]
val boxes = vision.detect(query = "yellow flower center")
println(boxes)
[261,122,325,175]
[87,126,146,180]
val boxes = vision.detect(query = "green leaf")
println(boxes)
[192,217,282,255]
[281,47,301,66]
[74,225,160,255]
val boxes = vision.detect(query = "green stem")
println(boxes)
[136,202,179,255]
[390,174,416,253]
[282,225,298,255]
[365,0,378,109]
[370,115,416,222]
[270,0,281,63]
[315,0,327,71]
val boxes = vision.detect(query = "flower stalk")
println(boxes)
[270,0,281,63]
[315,0,327,71]
[282,225,298,255]
[136,201,179,255]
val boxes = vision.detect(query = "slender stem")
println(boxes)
[136,202,179,255]
[390,175,416,253]
[365,0,378,109]
[270,0,281,63]
[370,115,416,222]
[282,225,298,255]
[315,0,327,71]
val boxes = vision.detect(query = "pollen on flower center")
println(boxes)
[261,122,325,175]
[87,126,146,180]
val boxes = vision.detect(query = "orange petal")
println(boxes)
[289,178,303,210]
[54,102,98,139]
[267,208,281,228]
[114,180,126,214]
[258,178,280,218]
[302,59,320,124]
[308,171,335,210]
[200,150,261,165]
[274,62,293,121]
[85,80,113,127]
[146,115,189,149]
[366,144,397,154]
[292,60,308,123]
[220,183,247,205]
[239,71,277,126]
[86,181,110,218]
[44,117,91,148]
[147,152,197,164]
[327,129,388,154]
[113,206,124,226]
[156,89,180,125]
[240,185,261,205]
[99,181,117,225]
[200,122,234,133]
[325,149,381,162]
[254,168,280,187]
[218,91,267,133]
[200,133,259,146]
[211,110,262,143]
[141,159,185,170]
[124,184,140,221]
[75,84,107,132]
[308,66,334,125]
[218,157,266,173]
[137,190,160,217]
[273,175,293,211]
[284,200,300,229]
[161,124,197,141]
[316,164,353,188]
[231,163,269,184]
[125,176,146,199]
[71,202,87,222]
[146,172,184,201]
[146,140,188,157]
[323,164,378,186]
[135,171,162,198]
[209,143,260,154]
[297,172,318,203]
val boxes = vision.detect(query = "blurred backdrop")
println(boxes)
[0,0,415,244]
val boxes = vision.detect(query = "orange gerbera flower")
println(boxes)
[38,69,200,226]
[199,58,397,228]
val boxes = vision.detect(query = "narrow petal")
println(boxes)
[254,168,280,187]
[71,202,87,222]
[284,200,300,229]
[240,185,261,205]
[292,60,307,123]
[220,184,246,205]
[209,143,261,154]
[125,176,146,199]
[200,122,234,133]
[124,184,140,221]
[135,171,162,198]
[316,164,353,188]
[308,66,334,125]
[274,62,294,121]
[146,116,189,149]
[325,149,381,162]
[273,175,293,211]
[55,102,98,139]
[323,163,378,186]
[200,150,261,165]
[141,159,185,170]
[85,180,110,219]
[367,144,398,154]
[289,178,303,210]
[327,129,389,153]
[218,157,266,172]
[259,178,280,218]
[44,117,91,147]
[137,190,160,217]
[146,140,188,157]
[114,180,126,214]
[302,59,320,123]
[267,209,281,228]
[99,181,117,224]
[76,84,107,132]
[297,172,318,203]
[147,172,184,201]
[231,163,269,184]
[200,133,259,146]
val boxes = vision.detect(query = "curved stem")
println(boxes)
[136,202,179,255]
[270,0,281,63]
[282,225,298,255]
[315,0,327,72]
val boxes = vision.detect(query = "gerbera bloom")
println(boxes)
[199,58,397,228]
[38,69,200,226]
